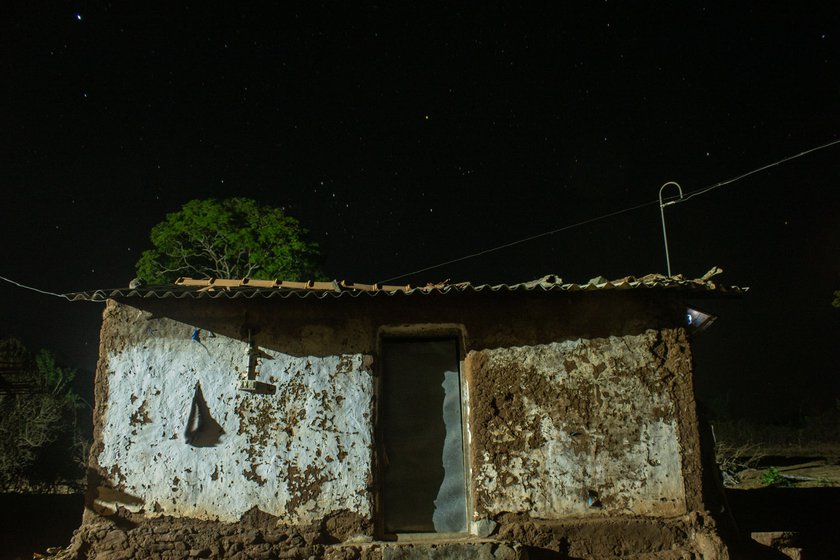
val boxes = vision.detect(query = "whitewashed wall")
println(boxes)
[96,311,374,525]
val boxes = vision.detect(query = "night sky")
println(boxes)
[1,4,838,421]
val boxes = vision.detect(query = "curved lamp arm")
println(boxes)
[658,181,684,277]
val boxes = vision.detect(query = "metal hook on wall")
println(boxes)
[658,181,684,277]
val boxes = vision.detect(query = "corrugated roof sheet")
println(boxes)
[65,267,746,302]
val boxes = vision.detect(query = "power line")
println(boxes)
[379,137,840,284]
[0,275,70,300]
[666,138,840,207]
[2,139,838,293]
[380,200,658,284]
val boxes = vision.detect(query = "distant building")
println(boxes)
[64,270,743,559]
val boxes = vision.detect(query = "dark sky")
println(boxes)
[1,4,838,420]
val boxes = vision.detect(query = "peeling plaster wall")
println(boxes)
[467,329,691,519]
[95,302,374,525]
[87,293,707,545]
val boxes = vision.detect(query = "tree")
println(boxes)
[0,341,89,491]
[135,198,322,284]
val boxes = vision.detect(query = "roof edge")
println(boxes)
[65,268,748,302]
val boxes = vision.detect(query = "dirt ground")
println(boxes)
[730,459,840,489]
[5,459,840,560]
[0,493,83,560]
[720,456,840,560]
[727,485,840,560]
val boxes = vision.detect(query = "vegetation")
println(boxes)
[710,396,840,488]
[760,466,789,486]
[714,439,764,487]
[711,402,840,457]
[136,197,322,284]
[0,339,90,491]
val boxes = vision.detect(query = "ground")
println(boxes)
[3,455,839,559]
[717,446,840,559]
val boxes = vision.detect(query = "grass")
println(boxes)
[760,466,789,487]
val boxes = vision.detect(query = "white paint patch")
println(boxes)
[98,321,373,524]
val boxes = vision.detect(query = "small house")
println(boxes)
[64,270,742,559]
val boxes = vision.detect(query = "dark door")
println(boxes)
[381,339,467,533]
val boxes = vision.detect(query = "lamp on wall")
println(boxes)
[686,307,717,335]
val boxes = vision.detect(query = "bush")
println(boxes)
[0,345,89,491]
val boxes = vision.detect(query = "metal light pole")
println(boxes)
[658,181,684,277]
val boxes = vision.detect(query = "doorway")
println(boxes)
[380,338,467,534]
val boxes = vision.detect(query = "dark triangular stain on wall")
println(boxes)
[185,382,225,447]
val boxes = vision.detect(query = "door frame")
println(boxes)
[374,324,472,540]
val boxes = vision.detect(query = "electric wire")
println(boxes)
[664,138,840,207]
[2,139,838,293]
[379,199,659,284]
[379,137,840,284]
[0,274,71,300]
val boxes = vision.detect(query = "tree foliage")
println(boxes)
[0,341,89,491]
[136,198,322,284]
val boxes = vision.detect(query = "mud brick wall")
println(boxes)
[466,328,695,519]
[82,291,705,550]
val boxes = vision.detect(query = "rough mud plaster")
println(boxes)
[663,328,705,513]
[127,291,685,359]
[95,302,374,525]
[495,512,728,560]
[87,295,697,528]
[467,329,690,519]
